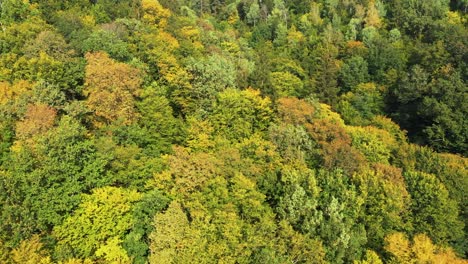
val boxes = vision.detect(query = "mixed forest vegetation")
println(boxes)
[0,0,467,263]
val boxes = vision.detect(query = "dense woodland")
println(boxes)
[0,0,467,263]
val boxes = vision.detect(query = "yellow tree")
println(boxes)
[385,233,467,264]
[0,81,32,105]
[149,201,198,264]
[53,187,141,261]
[84,52,142,125]
[364,0,382,28]
[11,235,52,264]
[141,0,171,28]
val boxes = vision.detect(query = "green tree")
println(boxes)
[391,65,467,155]
[353,165,411,252]
[339,56,370,92]
[270,71,303,97]
[185,54,237,116]
[312,169,367,263]
[404,170,464,252]
[0,116,108,246]
[23,30,74,60]
[81,29,130,61]
[388,0,450,36]
[0,0,38,25]
[124,190,170,264]
[210,88,273,141]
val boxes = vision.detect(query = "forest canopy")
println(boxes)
[0,0,467,263]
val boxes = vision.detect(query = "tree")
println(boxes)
[0,80,32,105]
[352,165,411,252]
[364,0,382,28]
[269,124,318,166]
[346,125,396,164]
[269,71,303,97]
[210,88,273,141]
[354,250,383,264]
[246,1,260,26]
[0,116,109,246]
[310,25,343,104]
[404,170,464,252]
[388,0,450,36]
[88,0,140,22]
[277,97,316,126]
[185,54,237,116]
[81,29,130,61]
[141,0,171,27]
[0,0,36,25]
[151,146,223,198]
[135,86,185,155]
[384,232,466,264]
[10,235,52,264]
[276,167,320,231]
[306,119,365,175]
[391,65,467,155]
[84,52,142,125]
[149,201,196,264]
[53,187,141,261]
[339,56,370,92]
[15,104,56,140]
[124,190,170,264]
[274,220,327,264]
[23,30,74,60]
[337,82,384,125]
[312,169,367,263]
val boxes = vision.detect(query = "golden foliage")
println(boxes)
[0,80,32,105]
[16,103,56,140]
[365,0,382,28]
[385,233,468,264]
[11,235,52,264]
[306,119,365,174]
[141,0,171,28]
[151,146,223,197]
[277,97,315,125]
[84,52,142,124]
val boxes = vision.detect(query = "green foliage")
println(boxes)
[81,29,130,61]
[339,56,370,92]
[391,65,467,155]
[337,83,385,125]
[148,201,194,263]
[270,71,303,97]
[210,88,273,140]
[23,30,74,60]
[185,54,237,115]
[404,170,464,252]
[0,116,108,246]
[353,165,411,252]
[388,0,450,36]
[346,126,396,164]
[124,190,170,264]
[312,169,367,263]
[135,86,186,154]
